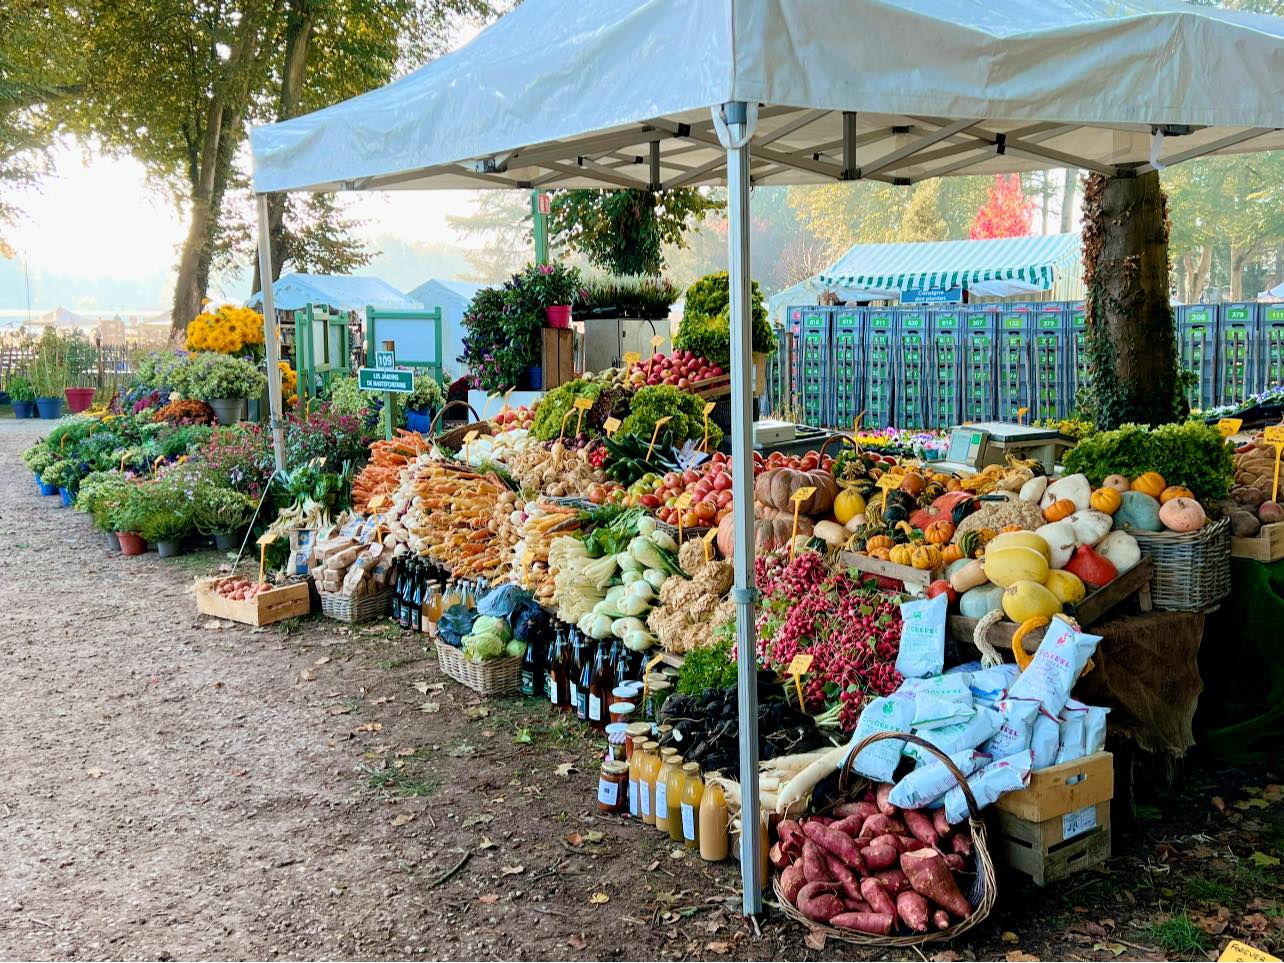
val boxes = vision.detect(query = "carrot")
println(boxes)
[823,852,863,901]
[829,911,893,935]
[795,882,846,923]
[859,877,896,916]
[779,862,806,904]
[875,783,897,816]
[801,822,866,869]
[903,809,940,849]
[875,868,910,895]
[859,813,906,838]
[895,890,930,933]
[933,909,951,930]
[833,800,879,820]
[900,848,972,919]
[801,840,832,883]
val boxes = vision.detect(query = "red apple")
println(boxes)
[926,580,958,608]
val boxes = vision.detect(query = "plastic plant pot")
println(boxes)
[213,532,239,551]
[64,387,96,413]
[106,532,121,552]
[156,539,184,558]
[35,397,64,419]
[117,532,146,556]
[58,487,73,507]
[545,304,572,328]
[38,479,58,496]
[13,401,35,418]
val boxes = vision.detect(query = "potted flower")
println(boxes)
[9,376,36,419]
[523,261,581,328]
[184,352,268,425]
[42,458,82,506]
[76,471,133,551]
[136,479,194,557]
[191,483,255,551]
[64,333,99,413]
[402,375,444,433]
[111,487,151,556]
[31,329,70,419]
[21,444,57,493]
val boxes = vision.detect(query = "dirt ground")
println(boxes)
[1,416,1281,962]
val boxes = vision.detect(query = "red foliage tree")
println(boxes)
[969,174,1034,239]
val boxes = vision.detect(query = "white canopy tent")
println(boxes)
[251,0,1284,914]
[247,272,419,313]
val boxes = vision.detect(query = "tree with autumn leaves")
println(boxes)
[969,174,1034,240]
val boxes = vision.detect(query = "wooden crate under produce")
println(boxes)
[541,327,575,390]
[838,550,934,589]
[194,577,311,627]
[1231,521,1284,562]
[996,751,1114,821]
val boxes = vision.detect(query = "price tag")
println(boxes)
[1266,425,1284,502]
[786,654,814,714]
[788,487,817,560]
[1265,425,1284,444]
[1017,406,1029,424]
[702,525,718,563]
[1061,804,1097,840]
[481,393,497,420]
[502,387,514,414]
[623,351,641,370]
[646,415,673,461]
[573,395,594,435]
[1217,417,1243,438]
[674,491,694,539]
[463,429,479,464]
[649,334,664,358]
[703,402,716,416]
[701,401,717,452]
[603,416,621,437]
[1218,939,1281,962]
[367,494,388,512]
[790,486,818,505]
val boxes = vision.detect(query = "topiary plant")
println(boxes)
[674,271,774,367]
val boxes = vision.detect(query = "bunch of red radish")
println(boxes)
[773,783,974,936]
[627,350,723,389]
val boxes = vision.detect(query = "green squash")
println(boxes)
[959,583,1005,619]
[1113,490,1163,532]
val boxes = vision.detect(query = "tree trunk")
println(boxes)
[1229,242,1253,301]
[1188,245,1212,302]
[1081,170,1183,429]
[1059,168,1077,233]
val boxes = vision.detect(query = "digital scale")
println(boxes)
[930,421,1070,474]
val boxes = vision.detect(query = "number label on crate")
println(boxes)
[1061,804,1097,841]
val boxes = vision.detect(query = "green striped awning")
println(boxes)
[817,233,1080,295]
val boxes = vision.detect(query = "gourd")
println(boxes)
[754,467,838,515]
[1034,520,1077,569]
[1089,487,1121,514]
[1064,544,1118,588]
[1095,530,1141,573]
[945,557,973,581]
[910,544,943,570]
[949,559,988,593]
[987,531,1052,563]
[1159,485,1193,505]
[716,512,811,557]
[1159,496,1206,533]
[1042,498,1076,522]
[982,545,1050,588]
[1113,491,1163,532]
[833,488,867,525]
[866,534,894,552]
[869,546,892,560]
[959,582,1005,619]
[1068,509,1113,547]
[1130,471,1166,498]
[1043,568,1087,605]
[1102,474,1131,494]
[1002,580,1063,622]
[889,544,914,566]
[941,543,964,564]
[812,520,848,548]
[957,529,984,559]
[1019,475,1049,503]
[899,472,927,497]
[1040,473,1092,512]
[909,491,974,530]
[924,520,955,544]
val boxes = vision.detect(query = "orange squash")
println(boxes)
[889,544,914,566]
[1159,485,1194,504]
[868,546,891,560]
[941,543,964,564]
[866,534,894,552]
[924,520,955,544]
[1042,498,1076,522]
[1130,471,1166,498]
[754,467,838,515]
[910,544,943,570]
[1000,524,1024,533]
[1089,487,1122,515]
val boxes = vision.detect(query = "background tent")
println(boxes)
[247,272,417,313]
[407,278,484,381]
[766,276,825,329]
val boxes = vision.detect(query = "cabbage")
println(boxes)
[505,638,527,658]
[472,615,511,642]
[471,633,506,660]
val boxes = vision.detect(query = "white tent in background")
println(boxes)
[1263,280,1284,300]
[251,0,1284,913]
[766,276,826,329]
[247,272,418,314]
[407,278,485,381]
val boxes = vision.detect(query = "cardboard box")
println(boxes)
[542,327,575,389]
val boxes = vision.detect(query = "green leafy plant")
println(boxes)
[549,189,722,276]
[183,352,267,401]
[8,375,35,402]
[325,375,379,417]
[676,637,738,694]
[1062,420,1233,501]
[41,457,83,491]
[189,484,255,535]
[30,327,70,398]
[21,443,56,475]
[619,384,722,449]
[75,471,134,532]
[134,479,195,543]
[577,274,679,319]
[530,379,607,440]
[674,271,774,367]
[404,374,444,412]
[520,260,581,306]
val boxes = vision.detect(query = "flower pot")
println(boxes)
[209,397,247,425]
[405,408,433,434]
[38,479,58,496]
[64,387,96,413]
[106,532,121,552]
[117,532,146,556]
[213,531,239,551]
[35,396,64,419]
[521,365,543,391]
[12,400,35,419]
[156,539,184,558]
[58,486,74,507]
[544,304,572,329]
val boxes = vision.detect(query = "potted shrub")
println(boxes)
[112,487,150,556]
[77,471,133,551]
[64,333,99,413]
[674,272,775,390]
[402,375,444,433]
[137,480,193,557]
[42,458,82,506]
[192,484,255,551]
[9,376,36,419]
[524,261,581,329]
[21,444,57,493]
[31,329,70,419]
[184,352,268,425]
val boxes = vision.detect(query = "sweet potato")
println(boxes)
[943,853,966,872]
[780,862,806,904]
[862,843,898,872]
[842,899,871,914]
[933,808,951,839]
[869,832,903,854]
[795,882,846,923]
[900,848,972,919]
[801,841,832,883]
[875,783,897,816]
[830,911,893,935]
[896,890,930,933]
[951,825,973,856]
[932,909,951,930]
[859,813,906,838]
[809,815,834,826]
[859,876,896,916]
[903,809,940,848]
[828,815,866,836]
[769,841,791,869]
[897,834,921,852]
[776,818,805,855]
[802,822,866,869]
[862,787,876,803]
[833,800,879,820]
[824,852,863,901]
[875,868,910,895]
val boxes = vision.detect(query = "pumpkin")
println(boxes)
[715,512,811,557]
[1035,520,1078,569]
[869,547,892,560]
[1042,498,1076,522]
[941,543,964,565]
[983,545,1050,588]
[1159,496,1206,533]
[1041,473,1092,512]
[910,545,943,570]
[889,544,914,566]
[1068,509,1113,547]
[1064,544,1118,588]
[1043,568,1087,606]
[754,467,838,515]
[987,531,1052,563]
[899,472,927,497]
[1159,485,1194,505]
[1102,474,1131,494]
[949,559,989,593]
[1089,487,1122,514]
[1002,580,1063,622]
[1130,471,1166,498]
[833,488,867,525]
[866,534,894,552]
[959,583,1005,618]
[1095,530,1141,573]
[924,520,955,544]
[1113,491,1163,532]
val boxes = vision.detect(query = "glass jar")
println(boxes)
[604,722,629,762]
[597,760,628,814]
[625,722,652,760]
[639,741,660,826]
[647,680,672,720]
[608,701,635,724]
[679,762,704,850]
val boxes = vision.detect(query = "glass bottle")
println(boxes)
[639,740,660,826]
[397,561,414,630]
[626,733,644,818]
[567,630,583,719]
[520,631,541,698]
[408,562,424,632]
[588,637,615,730]
[655,754,678,836]
[557,625,575,712]
[576,632,594,723]
[547,625,566,710]
[423,582,443,628]
[664,757,687,842]
[442,577,460,612]
[698,774,729,862]
[679,762,703,850]
[391,562,405,625]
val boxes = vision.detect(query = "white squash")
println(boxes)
[1035,520,1078,568]
[813,520,848,548]
[1040,473,1092,512]
[1019,475,1049,503]
[1095,530,1142,573]
[1068,509,1113,547]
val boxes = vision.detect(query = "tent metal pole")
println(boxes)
[256,193,286,475]
[717,99,762,917]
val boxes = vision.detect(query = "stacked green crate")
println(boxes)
[1176,304,1218,411]
[1260,303,1284,389]
[1031,303,1065,421]
[928,310,963,429]
[894,310,929,429]
[1218,302,1257,408]
[830,307,863,430]
[996,305,1034,422]
[1064,301,1089,414]
[797,306,832,426]
[961,309,998,423]
[863,310,895,428]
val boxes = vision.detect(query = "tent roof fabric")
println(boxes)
[819,232,1081,295]
[250,0,1284,196]
[247,273,418,313]
[408,278,485,308]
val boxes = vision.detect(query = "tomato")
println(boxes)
[694,501,716,523]
[640,493,659,508]
[681,510,699,528]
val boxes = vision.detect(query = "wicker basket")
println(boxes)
[429,400,493,452]
[434,638,522,697]
[319,588,393,624]
[774,731,997,947]
[1130,515,1230,611]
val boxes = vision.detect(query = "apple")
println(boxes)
[926,580,958,608]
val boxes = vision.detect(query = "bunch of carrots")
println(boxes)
[351,431,433,512]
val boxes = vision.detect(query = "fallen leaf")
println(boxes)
[86,768,105,779]
[478,893,500,905]
[564,832,584,846]
[566,934,587,951]
[353,722,383,733]
[584,830,604,843]
[1093,942,1126,957]
[394,746,417,757]
[705,941,733,955]
[328,704,352,715]
[297,669,315,682]
[391,813,415,827]
[803,930,826,951]
[1250,851,1281,867]
[513,728,532,745]
[1001,931,1020,944]
[462,813,493,828]
[419,702,440,713]
[500,865,524,876]
[1192,907,1230,935]
[669,847,689,859]
[412,681,431,694]
[554,762,576,777]
[1005,953,1039,962]
[929,953,962,963]
[314,656,330,666]
[466,705,491,720]
[372,695,394,705]
[1241,913,1270,935]
[588,891,609,904]
[646,860,660,871]
[478,836,495,850]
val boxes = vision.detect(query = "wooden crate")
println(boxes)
[195,577,311,627]
[838,550,934,588]
[996,751,1114,821]
[995,801,1112,886]
[1231,521,1284,562]
[541,327,575,390]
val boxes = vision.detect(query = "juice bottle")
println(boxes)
[664,759,687,842]
[626,736,643,818]
[698,774,729,862]
[639,741,660,826]
[679,763,703,850]
[655,755,679,836]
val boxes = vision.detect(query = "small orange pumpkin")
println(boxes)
[889,544,914,566]
[1000,524,1024,533]
[1089,487,1122,514]
[1131,471,1166,498]
[924,520,955,544]
[910,544,943,570]
[1042,498,1076,522]
[869,546,891,560]
[1159,485,1194,504]
[945,478,962,492]
[866,534,894,552]
[941,543,964,564]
